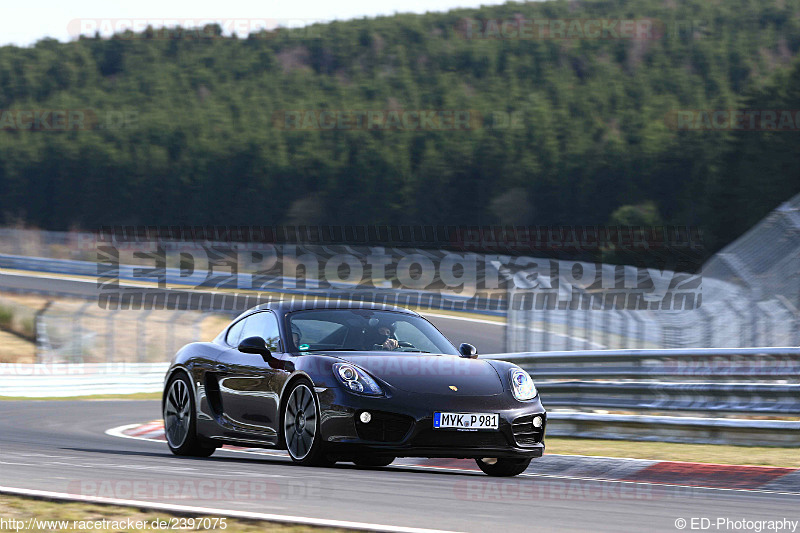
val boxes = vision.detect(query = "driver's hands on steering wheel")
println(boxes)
[382,338,399,350]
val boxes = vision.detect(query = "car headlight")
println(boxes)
[332,363,383,395]
[509,368,537,401]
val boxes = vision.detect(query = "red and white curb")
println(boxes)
[110,421,800,493]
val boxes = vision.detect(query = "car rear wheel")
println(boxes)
[353,456,395,467]
[163,373,216,457]
[475,457,531,477]
[282,380,332,466]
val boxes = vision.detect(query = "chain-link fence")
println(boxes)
[506,193,800,351]
[0,228,94,260]
[34,302,224,363]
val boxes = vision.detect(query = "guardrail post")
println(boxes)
[137,309,152,362]
[601,297,610,349]
[698,306,714,347]
[541,297,550,352]
[106,309,116,363]
[565,300,574,351]
[619,310,629,349]
[751,307,760,347]
[750,287,761,347]
[167,310,185,357]
[636,312,645,349]
[723,299,746,347]
[34,300,54,363]
[762,305,772,347]
[74,302,92,363]
[584,296,593,349]
[776,295,800,346]
[524,302,533,352]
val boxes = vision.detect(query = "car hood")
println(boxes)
[324,352,505,396]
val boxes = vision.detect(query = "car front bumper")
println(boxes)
[316,385,546,459]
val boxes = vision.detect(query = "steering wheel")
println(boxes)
[371,340,416,351]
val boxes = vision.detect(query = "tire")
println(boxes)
[353,456,395,467]
[163,373,216,457]
[475,457,531,477]
[282,380,332,466]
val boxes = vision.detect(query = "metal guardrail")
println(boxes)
[546,412,800,446]
[538,381,800,414]
[498,347,800,378]
[488,348,800,445]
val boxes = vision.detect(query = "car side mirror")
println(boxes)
[458,343,478,358]
[237,336,294,371]
[238,336,272,360]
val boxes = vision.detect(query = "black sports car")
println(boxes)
[163,301,546,476]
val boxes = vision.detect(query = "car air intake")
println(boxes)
[512,414,546,447]
[355,411,414,443]
[411,429,509,448]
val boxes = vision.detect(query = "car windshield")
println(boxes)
[286,309,458,355]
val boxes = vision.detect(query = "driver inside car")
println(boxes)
[366,321,399,351]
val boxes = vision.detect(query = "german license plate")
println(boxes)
[433,412,499,430]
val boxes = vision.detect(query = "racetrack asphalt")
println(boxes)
[1,401,798,532]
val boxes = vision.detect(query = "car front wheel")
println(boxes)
[282,380,332,466]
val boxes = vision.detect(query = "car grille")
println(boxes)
[511,414,545,447]
[411,429,510,448]
[355,411,414,443]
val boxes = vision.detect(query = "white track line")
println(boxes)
[105,424,289,458]
[105,423,163,443]
[421,313,505,326]
[0,486,460,533]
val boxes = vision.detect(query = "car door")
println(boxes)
[215,311,283,442]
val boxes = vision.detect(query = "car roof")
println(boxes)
[245,300,420,317]
[218,300,422,345]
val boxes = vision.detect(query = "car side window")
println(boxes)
[239,312,281,352]
[226,319,246,347]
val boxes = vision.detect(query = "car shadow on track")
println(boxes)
[64,447,483,476]
[64,447,290,465]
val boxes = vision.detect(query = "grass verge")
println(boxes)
[0,494,340,532]
[546,437,800,468]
